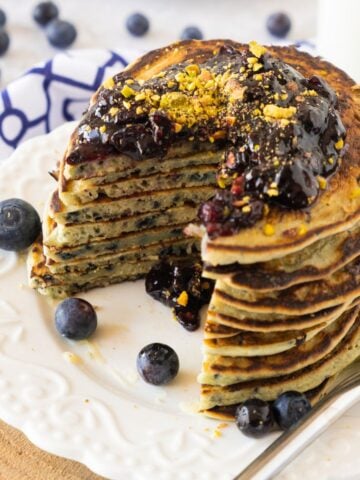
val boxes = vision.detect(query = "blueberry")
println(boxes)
[0,30,9,56]
[0,9,7,28]
[235,399,274,438]
[180,26,203,41]
[273,391,311,430]
[137,343,179,385]
[126,13,149,37]
[55,298,97,340]
[46,19,77,48]
[0,198,41,251]
[33,1,59,26]
[266,12,291,38]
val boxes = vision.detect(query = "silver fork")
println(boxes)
[234,359,360,480]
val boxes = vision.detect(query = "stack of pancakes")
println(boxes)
[26,39,360,418]
[28,144,220,297]
[199,223,360,418]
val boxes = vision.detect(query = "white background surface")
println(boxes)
[0,0,317,86]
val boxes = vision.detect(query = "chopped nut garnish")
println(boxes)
[135,92,146,101]
[350,187,360,199]
[317,176,327,190]
[249,41,267,58]
[263,223,275,236]
[121,84,136,98]
[99,125,106,133]
[252,63,263,72]
[298,224,308,236]
[102,77,114,89]
[242,205,251,213]
[335,138,344,150]
[177,290,189,307]
[109,106,119,116]
[267,188,279,197]
[263,104,297,119]
[185,64,200,76]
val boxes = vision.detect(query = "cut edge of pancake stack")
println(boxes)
[27,147,219,297]
[25,39,360,421]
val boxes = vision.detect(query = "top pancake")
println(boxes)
[55,39,359,265]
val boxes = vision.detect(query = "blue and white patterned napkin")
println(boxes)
[0,49,134,161]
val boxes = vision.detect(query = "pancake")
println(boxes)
[199,310,360,411]
[28,239,155,297]
[201,322,325,357]
[216,256,360,315]
[60,164,216,206]
[44,202,201,247]
[44,224,191,262]
[204,222,360,291]
[51,186,214,224]
[46,238,198,275]
[207,299,352,332]
[199,307,358,385]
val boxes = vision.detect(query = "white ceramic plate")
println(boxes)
[0,122,360,480]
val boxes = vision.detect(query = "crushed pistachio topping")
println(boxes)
[102,76,115,89]
[335,138,344,150]
[350,187,360,199]
[121,85,136,98]
[177,290,189,307]
[298,224,308,236]
[263,104,297,120]
[249,41,267,58]
[317,176,327,190]
[263,223,275,236]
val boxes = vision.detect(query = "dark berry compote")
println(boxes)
[145,258,214,331]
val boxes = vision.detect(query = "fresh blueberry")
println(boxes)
[55,298,97,340]
[180,26,203,40]
[46,19,77,48]
[126,13,149,37]
[266,12,291,38]
[137,343,179,385]
[273,391,311,430]
[0,9,7,28]
[235,399,274,438]
[0,198,41,251]
[33,1,59,26]
[0,30,9,56]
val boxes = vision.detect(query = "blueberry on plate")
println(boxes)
[46,19,77,48]
[126,13,149,37]
[273,391,311,430]
[235,398,274,438]
[33,1,59,26]
[0,9,7,28]
[137,343,179,385]
[180,26,203,40]
[266,12,291,38]
[0,198,41,251]
[55,298,97,340]
[0,30,9,56]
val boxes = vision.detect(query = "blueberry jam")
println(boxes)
[68,42,346,238]
[145,258,214,331]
